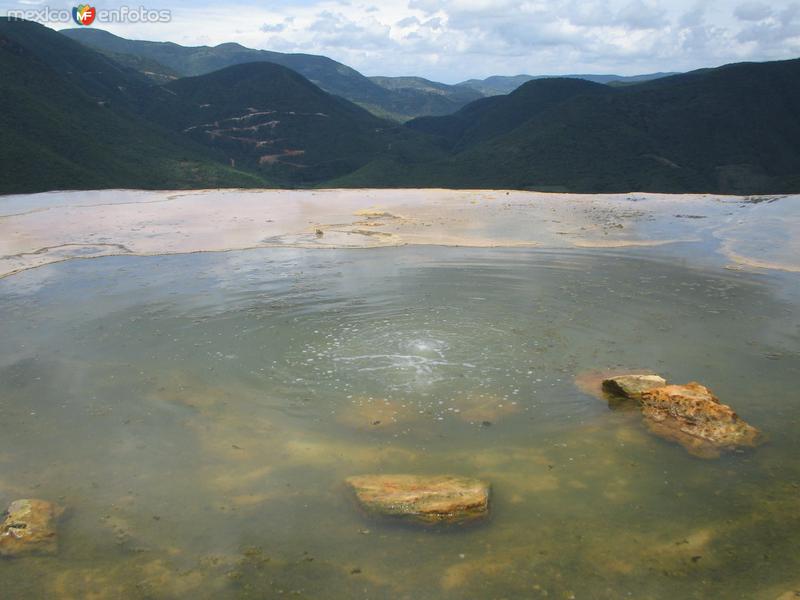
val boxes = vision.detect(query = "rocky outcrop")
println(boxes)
[346,475,489,524]
[602,374,667,400]
[592,372,762,458]
[640,383,762,458]
[0,499,63,557]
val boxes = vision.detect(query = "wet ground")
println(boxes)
[0,191,799,599]
[1,189,798,279]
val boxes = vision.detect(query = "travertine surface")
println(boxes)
[1,189,798,278]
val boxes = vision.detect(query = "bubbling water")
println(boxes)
[0,245,798,600]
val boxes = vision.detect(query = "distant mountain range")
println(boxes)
[2,18,799,195]
[457,73,679,96]
[60,28,483,122]
[345,61,800,193]
[59,28,675,122]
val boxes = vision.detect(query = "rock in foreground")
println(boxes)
[640,383,762,458]
[602,374,667,400]
[346,475,489,524]
[0,499,63,557]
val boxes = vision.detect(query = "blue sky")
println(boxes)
[5,0,800,82]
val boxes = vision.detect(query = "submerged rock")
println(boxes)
[602,374,667,400]
[345,475,489,524]
[0,499,63,557]
[587,369,763,458]
[574,370,664,410]
[640,383,762,458]
[335,397,420,431]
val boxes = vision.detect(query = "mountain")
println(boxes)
[150,62,415,184]
[407,78,611,152]
[368,76,484,118]
[336,60,800,194]
[4,19,799,195]
[96,49,180,84]
[58,28,478,121]
[0,19,442,191]
[0,18,267,195]
[458,72,678,95]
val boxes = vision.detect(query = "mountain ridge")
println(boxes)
[3,19,800,195]
[59,28,480,121]
[457,72,679,95]
[338,60,800,194]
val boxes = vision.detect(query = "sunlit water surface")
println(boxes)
[1,246,799,599]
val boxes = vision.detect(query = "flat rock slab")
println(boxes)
[602,374,667,400]
[640,383,762,458]
[346,475,490,524]
[0,499,63,557]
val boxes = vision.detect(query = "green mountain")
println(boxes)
[0,18,267,195]
[150,62,420,184]
[368,76,484,118]
[58,28,478,121]
[337,60,800,194]
[4,19,800,195]
[96,50,180,84]
[408,78,611,152]
[458,72,678,96]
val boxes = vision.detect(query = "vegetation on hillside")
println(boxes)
[60,28,480,122]
[0,19,268,195]
[3,19,799,196]
[340,61,800,194]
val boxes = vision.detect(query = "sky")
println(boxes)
[5,0,800,82]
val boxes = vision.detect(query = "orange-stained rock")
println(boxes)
[640,383,762,458]
[345,475,489,524]
[0,499,64,557]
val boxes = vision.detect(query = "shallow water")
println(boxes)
[1,245,799,599]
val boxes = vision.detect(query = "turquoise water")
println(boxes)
[1,246,799,599]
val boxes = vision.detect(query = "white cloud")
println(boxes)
[734,2,773,21]
[260,22,286,33]
[396,15,420,27]
[617,0,669,29]
[735,3,800,54]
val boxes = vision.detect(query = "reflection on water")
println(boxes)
[1,246,799,599]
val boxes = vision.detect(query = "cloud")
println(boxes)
[407,0,443,15]
[421,17,442,29]
[734,2,773,21]
[307,10,391,50]
[617,0,668,29]
[396,16,420,27]
[736,3,800,52]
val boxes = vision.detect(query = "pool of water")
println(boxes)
[1,245,799,599]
